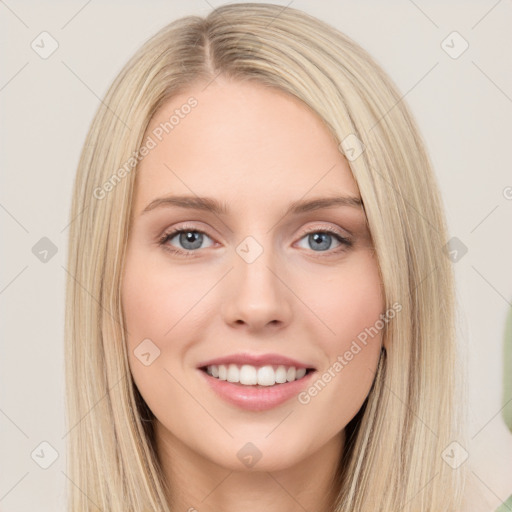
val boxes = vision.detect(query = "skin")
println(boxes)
[121,78,385,512]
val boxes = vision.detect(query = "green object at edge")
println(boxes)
[496,494,512,512]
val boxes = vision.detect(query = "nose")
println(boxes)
[221,243,293,333]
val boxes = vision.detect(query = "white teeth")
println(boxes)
[240,364,257,385]
[296,368,307,379]
[275,366,287,384]
[257,366,275,386]
[227,364,239,383]
[205,364,310,386]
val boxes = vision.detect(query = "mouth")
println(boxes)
[199,364,316,388]
[198,363,318,411]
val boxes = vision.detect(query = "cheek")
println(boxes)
[296,253,384,418]
[303,252,384,345]
[121,249,184,394]
[121,250,204,342]
[121,250,197,419]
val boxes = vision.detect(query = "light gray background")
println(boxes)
[1,1,511,510]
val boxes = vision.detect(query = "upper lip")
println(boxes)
[197,352,316,370]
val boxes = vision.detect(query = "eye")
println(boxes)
[159,226,215,256]
[295,227,352,254]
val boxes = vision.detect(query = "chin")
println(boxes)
[202,436,313,473]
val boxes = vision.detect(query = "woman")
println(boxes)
[64,3,467,510]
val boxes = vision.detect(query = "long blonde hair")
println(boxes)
[64,3,466,510]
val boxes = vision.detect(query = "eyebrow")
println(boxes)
[141,194,363,216]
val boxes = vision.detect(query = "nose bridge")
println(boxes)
[235,233,283,302]
[221,233,293,329]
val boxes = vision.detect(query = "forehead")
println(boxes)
[134,79,359,213]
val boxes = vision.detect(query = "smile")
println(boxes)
[202,364,311,387]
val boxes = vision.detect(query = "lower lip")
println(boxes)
[198,369,316,411]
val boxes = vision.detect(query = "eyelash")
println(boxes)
[158,224,353,259]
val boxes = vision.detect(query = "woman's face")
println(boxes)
[122,78,384,473]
